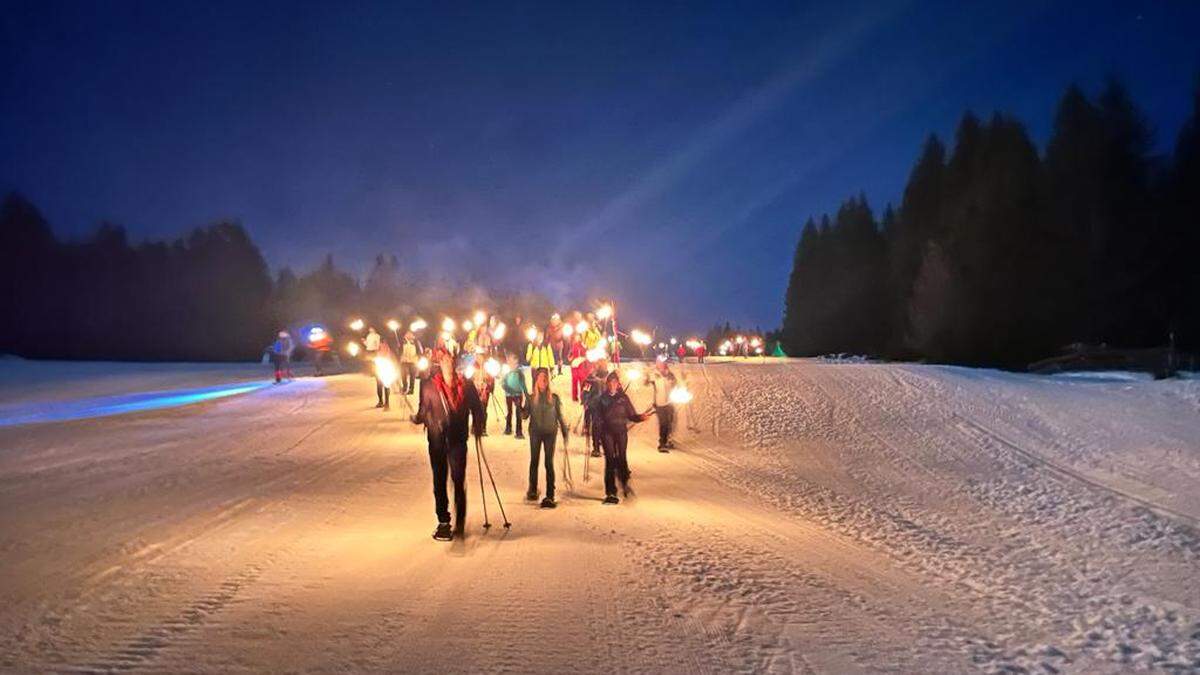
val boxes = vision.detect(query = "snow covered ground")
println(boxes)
[0,358,1197,672]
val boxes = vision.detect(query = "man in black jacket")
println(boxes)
[412,349,486,541]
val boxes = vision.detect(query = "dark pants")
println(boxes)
[401,362,418,394]
[529,431,557,498]
[601,429,630,497]
[655,404,674,446]
[505,396,523,434]
[376,377,390,405]
[428,438,468,528]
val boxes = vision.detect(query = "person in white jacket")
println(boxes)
[645,358,678,451]
[364,327,386,408]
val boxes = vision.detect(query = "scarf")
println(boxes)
[432,370,465,410]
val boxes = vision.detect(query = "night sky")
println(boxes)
[2,1,1198,332]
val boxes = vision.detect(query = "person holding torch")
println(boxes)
[592,371,653,504]
[522,368,569,508]
[411,349,486,541]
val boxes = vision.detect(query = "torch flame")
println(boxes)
[417,356,430,372]
[345,341,361,357]
[410,319,427,331]
[349,318,364,332]
[484,358,501,378]
[668,386,693,405]
[374,357,398,388]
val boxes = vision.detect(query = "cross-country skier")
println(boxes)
[411,349,486,541]
[269,331,294,383]
[470,357,495,436]
[647,358,678,451]
[582,357,610,458]
[568,334,591,402]
[546,313,566,376]
[526,331,555,372]
[501,353,528,438]
[399,331,423,395]
[592,371,652,504]
[373,339,396,411]
[522,368,569,508]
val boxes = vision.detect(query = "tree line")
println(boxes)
[782,78,1200,368]
[0,195,555,362]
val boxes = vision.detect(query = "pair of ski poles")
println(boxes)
[474,435,511,530]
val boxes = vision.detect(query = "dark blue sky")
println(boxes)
[2,1,1198,332]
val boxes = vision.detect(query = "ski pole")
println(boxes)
[476,436,511,528]
[475,438,491,529]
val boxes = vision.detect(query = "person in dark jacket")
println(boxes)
[269,331,294,383]
[582,358,610,458]
[521,368,569,507]
[590,371,653,504]
[411,349,486,541]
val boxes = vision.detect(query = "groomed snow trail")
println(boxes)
[0,360,1197,673]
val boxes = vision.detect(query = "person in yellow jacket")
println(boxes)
[581,322,603,350]
[526,332,556,372]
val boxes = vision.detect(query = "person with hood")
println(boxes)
[647,358,678,451]
[526,330,555,372]
[500,353,528,438]
[269,331,294,384]
[399,331,423,395]
[546,313,566,376]
[567,334,592,402]
[582,357,610,457]
[411,349,486,541]
[521,368,569,508]
[591,371,653,504]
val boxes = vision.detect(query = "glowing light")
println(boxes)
[484,358,501,378]
[309,327,327,341]
[657,342,666,349]
[735,335,745,344]
[374,357,398,388]
[417,356,430,371]
[596,305,613,320]
[349,318,364,332]
[669,386,694,405]
[473,311,486,326]
[501,363,512,376]
[463,365,476,379]
[576,320,589,334]
[755,347,764,354]
[631,329,652,345]
[562,324,574,337]
[386,319,400,332]
[410,319,427,332]
[440,331,453,342]
[525,326,538,342]
[586,346,607,362]
[685,339,700,349]
[345,341,361,357]
[624,367,642,382]
[749,337,762,348]
[442,317,457,332]
[492,322,507,340]
[463,320,474,332]
[670,338,677,345]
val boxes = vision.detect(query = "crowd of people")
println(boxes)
[270,308,723,542]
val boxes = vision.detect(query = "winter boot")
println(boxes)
[375,401,384,409]
[540,496,557,509]
[504,426,512,435]
[590,449,601,458]
[526,488,539,502]
[515,431,525,440]
[603,495,620,505]
[432,522,453,541]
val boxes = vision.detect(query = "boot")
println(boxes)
[603,495,619,505]
[540,496,557,509]
[432,522,452,541]
[504,426,512,435]
[526,488,539,501]
[375,401,384,409]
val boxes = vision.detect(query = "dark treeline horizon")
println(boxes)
[782,76,1200,368]
[0,196,559,362]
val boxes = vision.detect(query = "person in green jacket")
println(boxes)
[522,368,569,508]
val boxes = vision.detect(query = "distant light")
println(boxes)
[386,319,400,332]
[442,317,457,332]
[349,319,364,332]
[473,311,486,326]
[417,356,430,371]
[484,358,501,378]
[345,342,361,357]
[410,319,427,331]
[525,326,539,342]
[596,305,613,320]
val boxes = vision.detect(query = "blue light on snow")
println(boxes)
[0,381,277,428]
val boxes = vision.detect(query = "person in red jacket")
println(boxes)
[695,340,707,363]
[411,349,486,541]
[567,334,592,402]
[675,343,687,363]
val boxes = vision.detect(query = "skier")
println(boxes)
[582,357,611,458]
[364,327,387,408]
[269,331,294,383]
[470,357,495,436]
[695,340,707,364]
[592,371,653,504]
[399,331,423,395]
[500,353,528,438]
[522,368,569,508]
[675,343,687,364]
[647,358,678,451]
[411,349,486,541]
[373,339,396,411]
[544,314,565,375]
[526,331,555,373]
[568,334,591,402]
